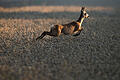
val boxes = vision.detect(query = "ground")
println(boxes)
[0,0,120,80]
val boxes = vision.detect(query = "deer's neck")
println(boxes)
[77,16,85,26]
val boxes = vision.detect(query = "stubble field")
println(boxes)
[0,0,120,80]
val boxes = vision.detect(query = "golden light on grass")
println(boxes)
[0,6,114,13]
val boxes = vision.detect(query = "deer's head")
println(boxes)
[81,7,89,18]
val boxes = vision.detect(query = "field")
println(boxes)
[0,0,120,80]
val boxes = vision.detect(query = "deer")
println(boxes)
[36,7,89,40]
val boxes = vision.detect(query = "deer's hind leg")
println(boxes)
[36,31,51,40]
[49,25,62,37]
[36,25,62,40]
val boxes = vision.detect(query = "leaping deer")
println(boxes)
[36,7,89,40]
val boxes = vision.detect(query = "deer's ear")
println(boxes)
[81,7,85,11]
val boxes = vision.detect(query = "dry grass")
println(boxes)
[0,6,113,13]
[0,1,120,80]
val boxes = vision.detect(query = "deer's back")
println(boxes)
[62,21,80,35]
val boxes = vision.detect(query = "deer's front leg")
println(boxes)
[73,27,83,36]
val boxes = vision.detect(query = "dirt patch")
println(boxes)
[0,0,120,80]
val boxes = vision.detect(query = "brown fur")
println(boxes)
[36,7,89,40]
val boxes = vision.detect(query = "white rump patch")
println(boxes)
[50,24,54,28]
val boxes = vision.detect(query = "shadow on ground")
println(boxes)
[0,10,118,20]
[0,0,119,8]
